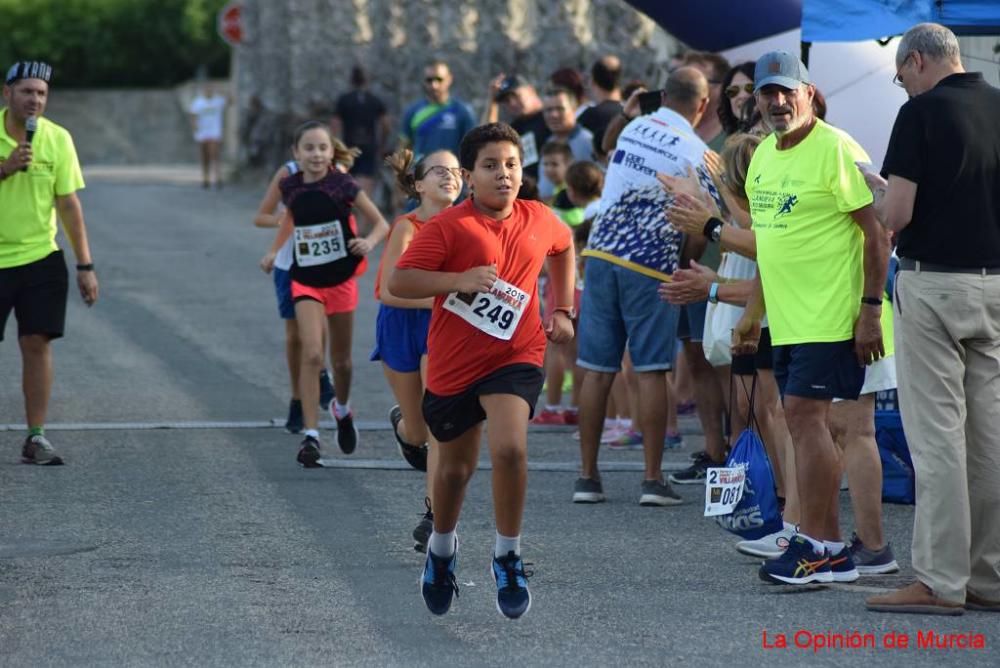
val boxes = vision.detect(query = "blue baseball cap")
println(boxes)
[753,51,809,92]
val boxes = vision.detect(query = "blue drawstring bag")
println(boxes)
[715,374,784,540]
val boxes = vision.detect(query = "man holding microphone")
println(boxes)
[1,61,98,465]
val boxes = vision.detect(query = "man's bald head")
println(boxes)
[663,66,710,124]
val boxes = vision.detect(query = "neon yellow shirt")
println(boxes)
[0,108,85,269]
[746,120,874,345]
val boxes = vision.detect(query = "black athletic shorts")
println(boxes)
[422,363,544,443]
[0,250,69,342]
[773,339,865,401]
[350,144,378,177]
[731,326,774,376]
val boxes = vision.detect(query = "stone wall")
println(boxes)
[234,0,678,168]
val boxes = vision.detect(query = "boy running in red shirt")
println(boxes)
[391,123,575,620]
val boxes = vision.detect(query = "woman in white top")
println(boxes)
[188,83,228,188]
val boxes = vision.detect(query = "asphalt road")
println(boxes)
[1,171,996,667]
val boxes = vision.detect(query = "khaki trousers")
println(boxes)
[895,267,1000,603]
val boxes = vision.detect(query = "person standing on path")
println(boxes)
[1,61,98,465]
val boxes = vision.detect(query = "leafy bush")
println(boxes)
[0,0,231,87]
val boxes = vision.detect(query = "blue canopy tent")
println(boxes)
[624,0,1000,61]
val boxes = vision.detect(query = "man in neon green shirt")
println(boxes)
[1,61,99,465]
[732,52,889,586]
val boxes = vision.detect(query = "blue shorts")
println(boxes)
[676,300,708,343]
[773,339,865,401]
[273,268,295,320]
[576,258,680,373]
[369,303,431,373]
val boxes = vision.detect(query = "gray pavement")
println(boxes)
[1,171,996,666]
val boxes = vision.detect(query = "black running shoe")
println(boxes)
[390,404,427,471]
[492,551,532,619]
[335,411,358,454]
[669,451,714,485]
[296,435,322,468]
[285,399,304,434]
[319,369,334,411]
[413,497,434,552]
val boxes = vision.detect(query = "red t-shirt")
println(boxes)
[396,198,572,395]
[373,213,424,301]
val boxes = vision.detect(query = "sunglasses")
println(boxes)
[424,76,444,84]
[725,83,755,98]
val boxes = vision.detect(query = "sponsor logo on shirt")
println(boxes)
[611,150,658,177]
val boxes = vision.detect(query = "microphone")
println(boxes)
[21,116,37,172]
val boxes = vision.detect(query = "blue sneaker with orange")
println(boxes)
[759,535,833,585]
[492,551,532,619]
[829,545,860,582]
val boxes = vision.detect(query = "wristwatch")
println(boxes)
[703,217,724,242]
[861,296,882,306]
[553,306,577,319]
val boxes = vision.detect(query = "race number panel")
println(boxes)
[294,220,348,267]
[703,466,746,517]
[443,277,530,341]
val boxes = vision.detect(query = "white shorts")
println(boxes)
[833,355,897,402]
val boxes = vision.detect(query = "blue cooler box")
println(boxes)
[875,410,915,504]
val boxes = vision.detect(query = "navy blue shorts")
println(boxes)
[772,339,865,400]
[273,268,295,320]
[369,303,431,373]
[676,299,708,343]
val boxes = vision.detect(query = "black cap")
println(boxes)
[5,61,53,85]
[496,75,529,101]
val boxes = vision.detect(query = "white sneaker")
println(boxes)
[599,424,625,444]
[736,524,796,558]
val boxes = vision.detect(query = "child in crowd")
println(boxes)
[540,142,584,226]
[254,159,335,434]
[261,121,389,466]
[390,123,575,620]
[373,148,461,551]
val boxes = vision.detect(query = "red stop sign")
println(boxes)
[217,1,243,46]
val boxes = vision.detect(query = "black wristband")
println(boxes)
[619,110,634,122]
[861,296,882,306]
[702,217,724,241]
[76,263,95,271]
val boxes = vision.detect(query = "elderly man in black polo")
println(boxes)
[863,22,1000,615]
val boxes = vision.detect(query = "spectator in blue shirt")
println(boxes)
[399,60,477,160]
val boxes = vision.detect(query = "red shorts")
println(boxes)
[291,279,358,315]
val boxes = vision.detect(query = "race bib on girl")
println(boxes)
[443,278,530,341]
[294,221,348,267]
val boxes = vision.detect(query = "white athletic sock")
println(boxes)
[783,521,797,533]
[303,429,320,440]
[428,530,456,558]
[565,405,578,413]
[823,540,846,554]
[619,418,633,429]
[603,417,615,428]
[333,400,350,419]
[544,404,561,412]
[798,532,826,555]
[495,533,520,559]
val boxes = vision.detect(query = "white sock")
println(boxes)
[603,417,615,428]
[333,400,350,418]
[823,540,846,554]
[565,405,578,413]
[545,404,561,412]
[798,532,826,555]
[495,533,520,558]
[428,530,456,558]
[303,429,320,440]
[783,521,797,532]
[620,418,633,429]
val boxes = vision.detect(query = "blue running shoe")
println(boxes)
[759,535,833,585]
[829,545,860,582]
[421,546,459,615]
[492,551,532,619]
[319,369,334,411]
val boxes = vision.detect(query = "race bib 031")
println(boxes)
[704,466,746,517]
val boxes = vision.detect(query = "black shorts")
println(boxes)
[349,145,378,177]
[0,250,68,342]
[772,339,865,400]
[732,327,774,376]
[422,363,544,443]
